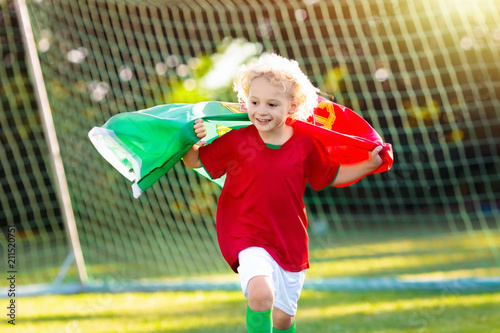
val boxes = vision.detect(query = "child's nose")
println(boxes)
[256,105,268,115]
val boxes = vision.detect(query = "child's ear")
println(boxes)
[288,101,298,114]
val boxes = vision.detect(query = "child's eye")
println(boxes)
[251,101,258,105]
[269,103,277,107]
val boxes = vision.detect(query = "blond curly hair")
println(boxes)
[233,53,319,121]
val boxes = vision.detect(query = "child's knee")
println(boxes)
[248,276,274,311]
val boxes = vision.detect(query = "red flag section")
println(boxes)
[286,97,393,187]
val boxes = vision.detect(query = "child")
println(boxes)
[182,53,383,332]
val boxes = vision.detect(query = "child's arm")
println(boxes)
[332,146,383,186]
[182,119,206,169]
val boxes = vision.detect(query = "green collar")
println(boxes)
[265,143,282,149]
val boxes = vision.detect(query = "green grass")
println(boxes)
[6,229,499,287]
[308,229,500,280]
[5,289,500,332]
[4,229,499,332]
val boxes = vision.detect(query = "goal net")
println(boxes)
[1,0,499,292]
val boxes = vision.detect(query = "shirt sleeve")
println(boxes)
[198,131,235,180]
[305,137,340,191]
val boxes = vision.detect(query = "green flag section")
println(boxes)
[89,99,393,198]
[88,101,250,198]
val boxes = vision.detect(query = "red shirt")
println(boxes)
[199,125,339,273]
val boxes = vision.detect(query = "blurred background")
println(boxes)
[1,0,499,292]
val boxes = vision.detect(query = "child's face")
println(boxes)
[247,76,297,136]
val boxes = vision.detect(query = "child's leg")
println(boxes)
[246,276,274,333]
[272,322,296,333]
[238,247,303,333]
[272,307,295,331]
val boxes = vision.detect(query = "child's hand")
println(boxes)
[194,118,207,146]
[369,146,384,169]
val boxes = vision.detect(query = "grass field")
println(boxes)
[5,289,500,332]
[3,229,499,332]
[7,229,500,287]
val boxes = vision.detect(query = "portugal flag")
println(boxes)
[88,98,393,198]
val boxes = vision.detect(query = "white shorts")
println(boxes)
[237,247,307,316]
